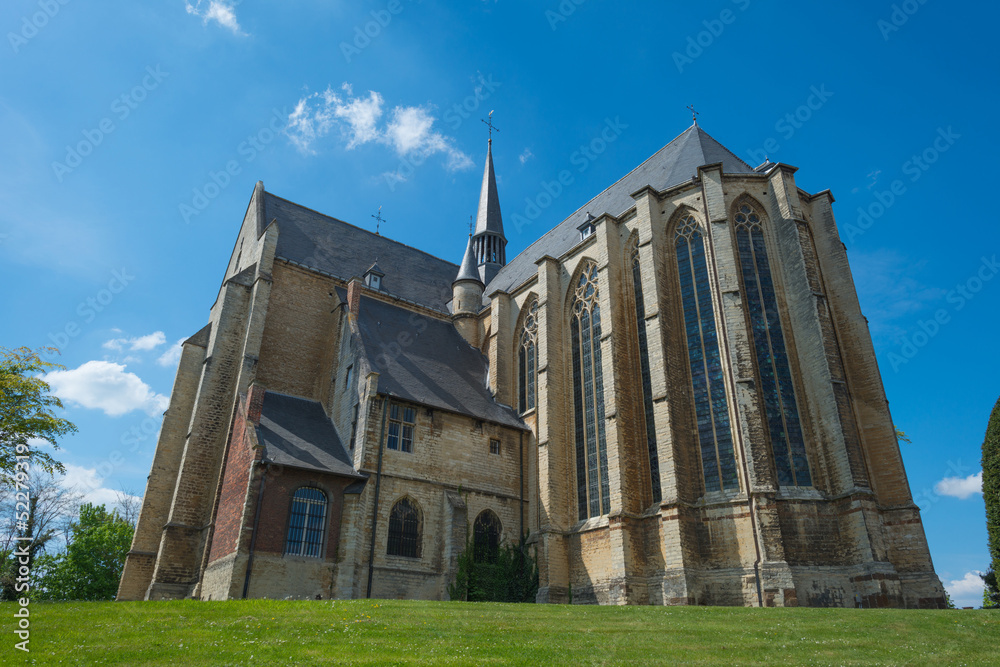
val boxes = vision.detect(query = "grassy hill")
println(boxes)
[2,599,996,665]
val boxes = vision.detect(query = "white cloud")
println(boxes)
[62,463,142,510]
[103,331,167,353]
[935,471,983,500]
[157,338,186,368]
[286,83,472,173]
[185,1,246,36]
[44,360,170,417]
[945,571,986,607]
[519,148,534,164]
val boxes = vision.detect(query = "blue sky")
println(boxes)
[1,1,997,606]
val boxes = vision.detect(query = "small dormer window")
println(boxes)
[578,213,596,241]
[363,262,385,290]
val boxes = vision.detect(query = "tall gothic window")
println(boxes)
[733,202,811,487]
[571,261,611,519]
[387,498,421,558]
[285,487,327,558]
[675,215,739,493]
[473,509,502,563]
[518,300,538,414]
[628,237,661,504]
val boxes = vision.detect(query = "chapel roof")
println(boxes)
[484,124,754,296]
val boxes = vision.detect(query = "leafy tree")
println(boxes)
[34,503,133,601]
[0,470,81,600]
[983,397,1000,608]
[981,569,999,609]
[0,346,75,478]
[449,537,538,603]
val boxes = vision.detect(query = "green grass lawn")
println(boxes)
[1,599,996,665]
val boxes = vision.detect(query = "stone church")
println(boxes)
[118,122,946,607]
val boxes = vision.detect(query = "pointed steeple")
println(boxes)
[472,139,507,285]
[454,235,482,285]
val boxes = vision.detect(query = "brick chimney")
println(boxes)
[347,277,363,320]
[247,383,266,424]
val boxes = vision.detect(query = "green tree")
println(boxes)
[449,538,538,603]
[0,346,75,477]
[983,397,1000,607]
[34,504,133,600]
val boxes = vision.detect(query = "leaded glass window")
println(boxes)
[733,203,811,487]
[629,237,661,504]
[572,261,611,519]
[473,509,502,563]
[675,215,740,493]
[387,498,421,558]
[386,403,416,453]
[285,487,327,558]
[518,300,538,414]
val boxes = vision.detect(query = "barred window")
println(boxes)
[628,236,661,504]
[387,498,421,558]
[518,300,539,414]
[675,215,740,493]
[386,403,416,453]
[284,487,327,558]
[473,510,502,563]
[572,261,611,520]
[734,202,811,487]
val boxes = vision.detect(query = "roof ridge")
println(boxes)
[693,125,753,171]
[265,191,460,269]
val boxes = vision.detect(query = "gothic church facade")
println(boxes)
[118,124,946,607]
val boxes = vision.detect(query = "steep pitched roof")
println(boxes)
[454,235,482,285]
[474,141,505,239]
[354,295,526,430]
[256,391,361,477]
[263,193,458,312]
[485,124,753,296]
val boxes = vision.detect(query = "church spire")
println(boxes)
[472,126,507,285]
[454,234,482,286]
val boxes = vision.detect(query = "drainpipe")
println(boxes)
[242,461,268,599]
[366,394,391,598]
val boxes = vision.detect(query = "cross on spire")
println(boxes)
[481,110,499,143]
[372,206,385,235]
[687,104,699,124]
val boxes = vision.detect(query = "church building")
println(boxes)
[118,122,946,607]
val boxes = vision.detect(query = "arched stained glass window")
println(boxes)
[518,300,538,414]
[628,237,661,504]
[733,202,811,487]
[675,215,739,493]
[285,487,327,558]
[571,261,611,519]
[387,498,421,558]
[473,510,502,563]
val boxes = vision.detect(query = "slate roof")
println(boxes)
[354,294,526,430]
[256,391,361,477]
[484,124,754,297]
[474,141,505,239]
[263,193,458,312]
[454,235,482,285]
